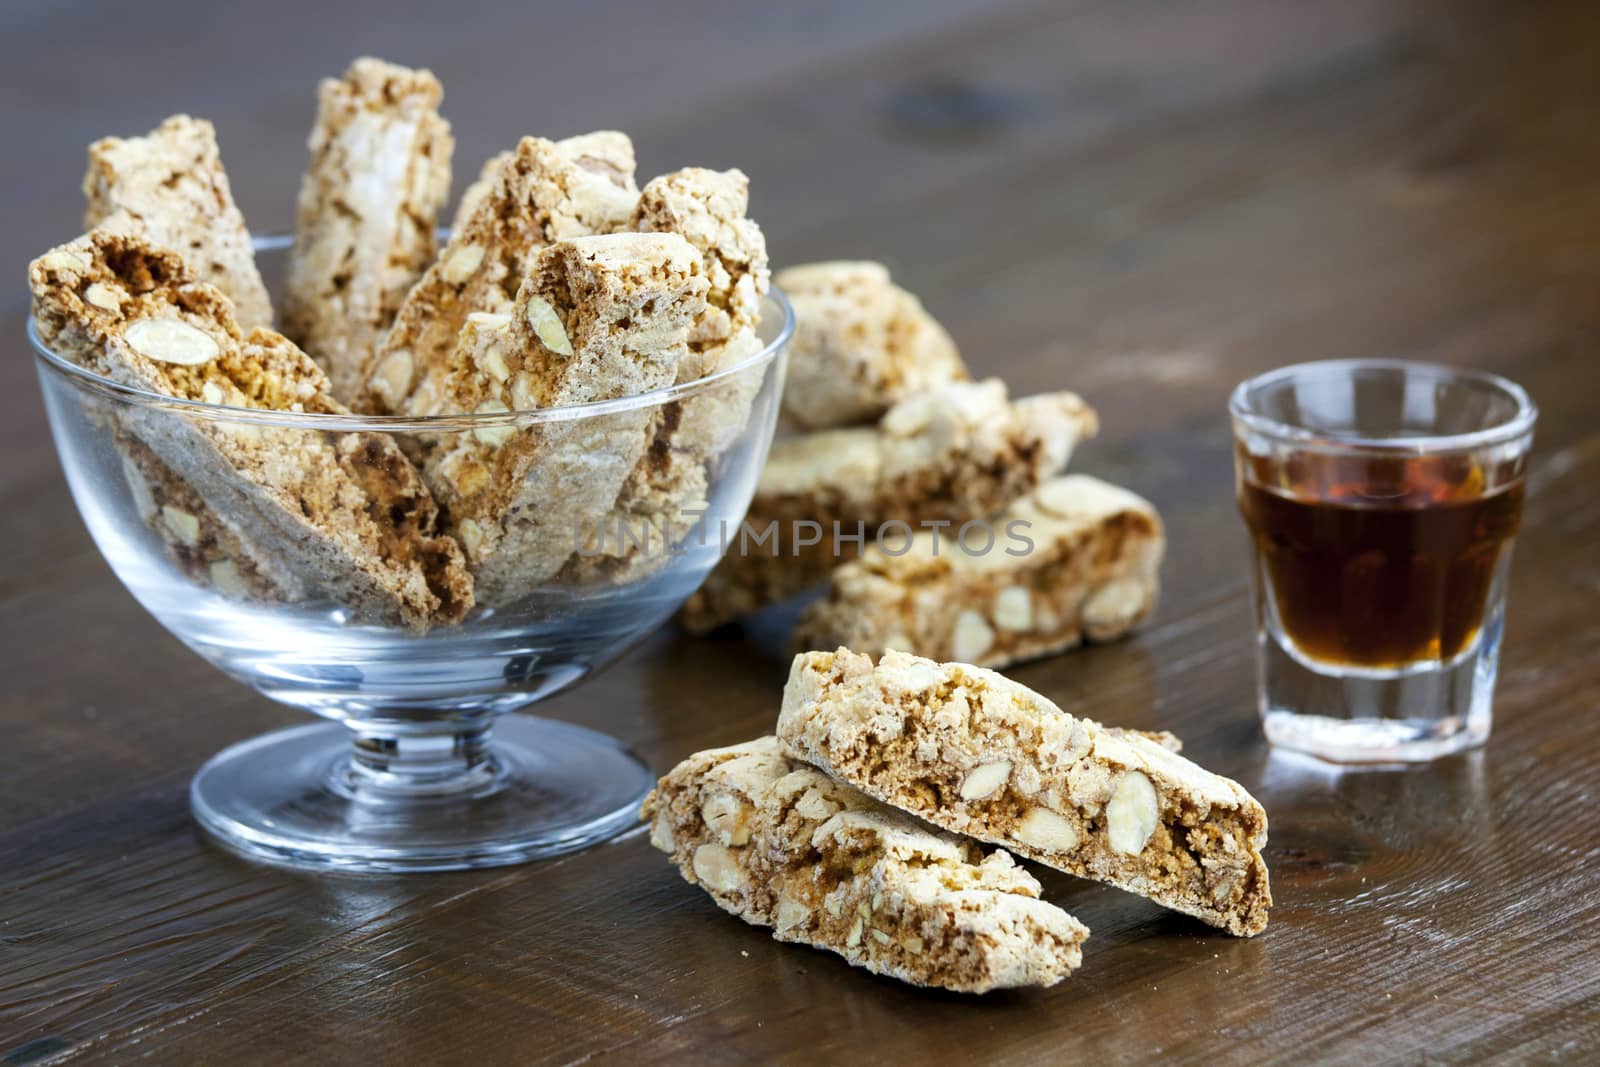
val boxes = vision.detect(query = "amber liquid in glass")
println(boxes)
[1238,452,1523,669]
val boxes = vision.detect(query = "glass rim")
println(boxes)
[28,238,794,432]
[1229,358,1538,453]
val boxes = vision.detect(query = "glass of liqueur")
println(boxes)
[1230,361,1535,762]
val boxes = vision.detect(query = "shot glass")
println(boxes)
[1230,360,1536,763]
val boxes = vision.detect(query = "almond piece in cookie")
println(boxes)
[777,649,1272,936]
[83,115,273,328]
[776,261,967,430]
[678,379,1097,632]
[282,57,454,400]
[422,232,708,601]
[366,131,641,415]
[641,737,1088,993]
[30,227,473,631]
[794,475,1164,668]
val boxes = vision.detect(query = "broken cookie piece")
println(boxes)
[422,232,709,601]
[633,167,769,360]
[30,227,473,631]
[282,57,454,401]
[777,649,1272,936]
[777,261,967,430]
[570,169,774,583]
[365,131,641,414]
[794,475,1164,668]
[679,379,1097,632]
[83,115,274,328]
[642,737,1088,993]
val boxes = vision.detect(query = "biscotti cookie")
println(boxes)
[641,737,1088,993]
[30,227,473,631]
[282,57,453,400]
[624,170,771,530]
[569,169,772,582]
[776,261,966,430]
[778,650,1272,936]
[422,233,708,601]
[679,379,1097,632]
[365,131,640,414]
[634,168,769,360]
[83,115,273,328]
[793,475,1164,668]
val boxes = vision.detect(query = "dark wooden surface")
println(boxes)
[3,1,1598,1063]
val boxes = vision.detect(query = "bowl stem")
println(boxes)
[337,724,505,800]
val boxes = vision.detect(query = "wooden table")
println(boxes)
[3,1,1597,1063]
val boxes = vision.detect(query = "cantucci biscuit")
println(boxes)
[282,57,453,400]
[569,167,772,583]
[30,227,473,630]
[641,737,1088,993]
[422,233,707,601]
[778,649,1272,936]
[777,260,966,430]
[365,131,641,414]
[794,475,1163,667]
[83,115,273,328]
[679,380,1097,631]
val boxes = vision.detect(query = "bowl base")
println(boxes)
[190,715,653,872]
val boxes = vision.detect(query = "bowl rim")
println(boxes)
[28,236,794,432]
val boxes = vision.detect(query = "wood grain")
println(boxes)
[3,0,1599,1063]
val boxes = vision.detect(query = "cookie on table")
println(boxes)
[29,226,473,631]
[282,57,454,401]
[794,474,1164,668]
[641,736,1089,993]
[777,649,1272,936]
[365,131,641,415]
[776,260,967,430]
[83,115,273,328]
[422,233,708,601]
[678,379,1098,632]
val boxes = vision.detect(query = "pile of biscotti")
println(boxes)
[28,57,772,630]
[645,648,1272,993]
[676,261,1166,671]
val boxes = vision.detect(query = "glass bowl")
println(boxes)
[30,235,792,872]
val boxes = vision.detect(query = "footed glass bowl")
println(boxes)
[31,237,792,872]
